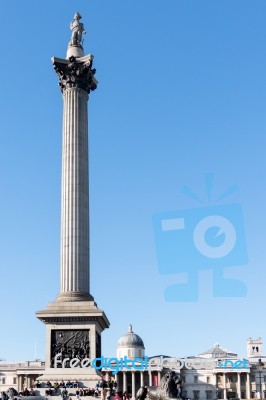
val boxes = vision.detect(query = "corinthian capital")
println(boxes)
[52,55,97,93]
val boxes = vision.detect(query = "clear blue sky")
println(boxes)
[0,0,266,361]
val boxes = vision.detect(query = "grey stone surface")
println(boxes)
[36,16,109,384]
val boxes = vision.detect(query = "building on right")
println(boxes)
[102,332,266,400]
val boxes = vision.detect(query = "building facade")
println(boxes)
[0,360,44,393]
[101,332,266,400]
[1,335,266,400]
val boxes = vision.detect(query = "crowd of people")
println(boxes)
[1,388,35,398]
[0,381,133,400]
[18,389,35,397]
[1,378,127,400]
[45,381,79,394]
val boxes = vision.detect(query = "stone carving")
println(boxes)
[53,56,97,93]
[96,332,101,358]
[69,12,85,47]
[136,371,182,400]
[51,329,90,367]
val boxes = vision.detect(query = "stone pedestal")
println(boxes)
[36,300,108,384]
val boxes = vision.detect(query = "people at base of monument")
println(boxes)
[61,388,68,400]
[53,382,59,393]
[59,381,65,388]
[19,388,35,396]
[66,380,73,388]
[1,392,8,400]
[122,391,130,400]
[106,388,111,400]
[45,388,52,396]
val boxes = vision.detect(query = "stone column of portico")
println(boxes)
[116,380,120,393]
[247,373,251,399]
[214,373,217,399]
[223,374,226,400]
[158,371,161,385]
[237,373,241,399]
[140,371,144,387]
[149,371,152,386]
[132,372,136,399]
[123,372,127,393]
[18,375,22,391]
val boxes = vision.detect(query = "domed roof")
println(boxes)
[117,325,145,349]
[198,343,237,358]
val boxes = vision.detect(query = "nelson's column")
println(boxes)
[36,13,110,384]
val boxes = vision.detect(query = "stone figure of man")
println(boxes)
[70,12,85,46]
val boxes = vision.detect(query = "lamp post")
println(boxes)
[215,384,219,400]
[257,359,264,400]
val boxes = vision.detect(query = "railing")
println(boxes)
[0,361,45,367]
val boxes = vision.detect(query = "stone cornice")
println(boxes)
[36,299,110,330]
[52,55,98,93]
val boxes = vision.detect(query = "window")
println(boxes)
[2,378,5,384]
[194,375,198,383]
[241,392,246,399]
[207,376,211,384]
[13,377,17,384]
[193,391,200,400]
[181,376,186,383]
[241,376,246,384]
[206,391,213,399]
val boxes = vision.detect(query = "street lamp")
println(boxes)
[257,359,264,400]
[215,384,219,400]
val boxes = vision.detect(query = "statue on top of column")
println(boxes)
[69,12,86,47]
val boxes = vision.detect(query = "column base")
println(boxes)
[56,291,94,302]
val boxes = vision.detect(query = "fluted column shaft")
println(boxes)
[59,87,90,297]
[52,54,97,301]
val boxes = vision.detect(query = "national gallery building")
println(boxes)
[0,329,266,400]
[101,329,265,400]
